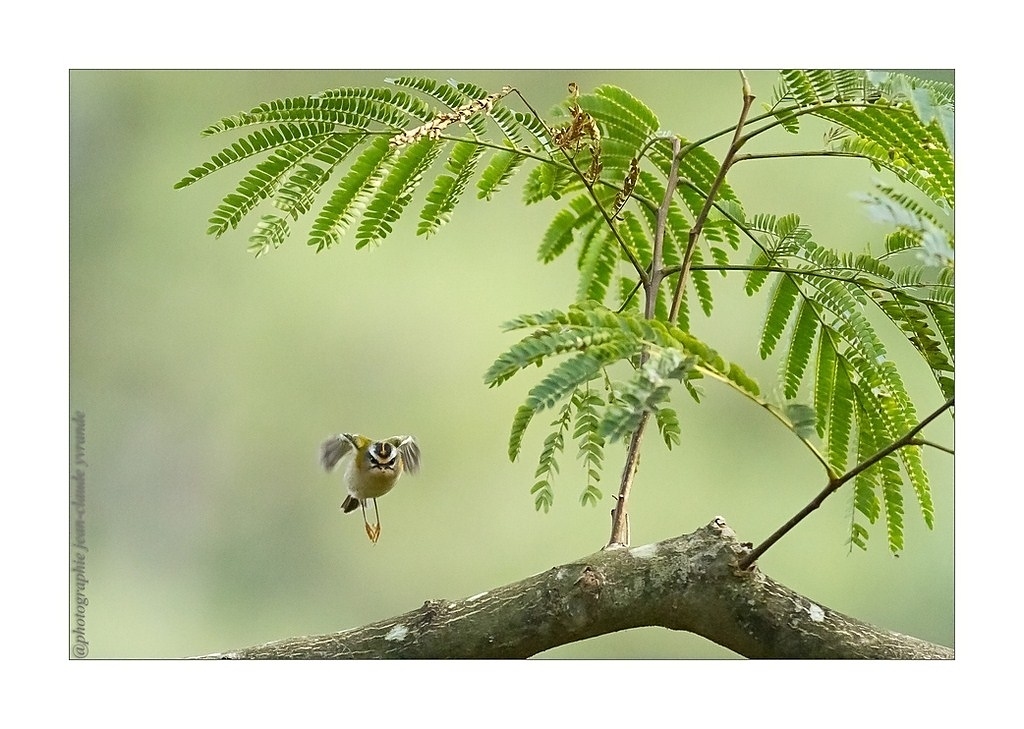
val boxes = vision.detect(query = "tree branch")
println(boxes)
[200,518,951,660]
[738,396,955,569]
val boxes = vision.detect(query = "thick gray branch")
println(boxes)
[201,518,952,659]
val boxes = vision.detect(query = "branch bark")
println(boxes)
[200,518,951,659]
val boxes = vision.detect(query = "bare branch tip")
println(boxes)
[739,70,753,98]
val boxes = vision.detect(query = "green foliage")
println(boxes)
[655,407,681,450]
[773,70,954,208]
[177,71,953,555]
[488,302,759,485]
[573,389,606,507]
[735,169,952,551]
[176,79,544,256]
[358,138,444,247]
[419,141,486,237]
[601,349,696,443]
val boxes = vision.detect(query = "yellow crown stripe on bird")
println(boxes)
[320,433,420,543]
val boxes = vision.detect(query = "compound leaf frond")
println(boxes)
[307,135,395,251]
[477,148,526,200]
[418,140,486,237]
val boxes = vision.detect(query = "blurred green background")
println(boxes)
[69,70,953,658]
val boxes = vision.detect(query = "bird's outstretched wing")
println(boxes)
[320,433,359,471]
[387,435,421,475]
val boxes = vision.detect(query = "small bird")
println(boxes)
[320,433,421,543]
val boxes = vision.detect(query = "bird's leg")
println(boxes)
[360,501,375,543]
[362,499,381,543]
[370,499,382,543]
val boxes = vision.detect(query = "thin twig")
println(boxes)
[911,438,955,456]
[606,138,684,549]
[669,71,755,323]
[738,396,954,570]
[646,136,682,316]
[732,150,865,163]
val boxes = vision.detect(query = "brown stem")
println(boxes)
[606,138,683,549]
[607,411,650,547]
[645,136,682,314]
[738,396,954,570]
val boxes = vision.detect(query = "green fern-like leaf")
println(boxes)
[200,87,428,137]
[744,250,774,296]
[273,132,366,220]
[813,328,838,440]
[743,206,947,549]
[308,135,394,251]
[579,483,603,508]
[779,70,874,106]
[825,109,952,208]
[850,522,871,551]
[499,308,577,332]
[674,142,741,217]
[656,407,682,449]
[877,294,954,397]
[724,361,761,397]
[574,389,606,506]
[577,227,618,304]
[525,344,636,414]
[484,326,618,388]
[742,213,808,295]
[529,396,575,511]
[600,348,695,443]
[206,136,329,237]
[879,454,905,553]
[386,76,470,113]
[492,303,760,457]
[760,275,800,359]
[485,99,526,148]
[902,443,934,529]
[247,214,290,258]
[180,77,548,255]
[508,404,536,462]
[577,85,659,153]
[826,360,855,472]
[689,251,714,317]
[871,71,954,149]
[417,140,486,237]
[851,405,882,548]
[539,194,603,263]
[477,148,526,201]
[782,298,819,400]
[175,122,340,189]
[616,210,652,270]
[531,480,555,513]
[777,69,953,207]
[357,138,443,247]
[523,162,576,204]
